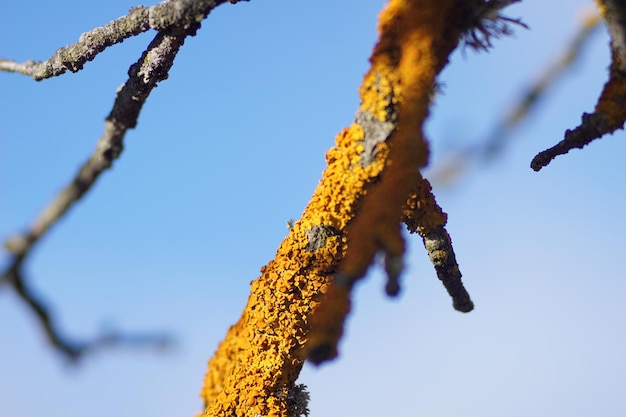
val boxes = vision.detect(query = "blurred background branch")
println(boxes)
[428,9,602,184]
[1,262,173,362]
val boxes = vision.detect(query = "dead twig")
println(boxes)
[1,0,235,362]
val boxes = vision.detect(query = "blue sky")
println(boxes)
[1,1,625,416]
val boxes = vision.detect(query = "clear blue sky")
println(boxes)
[1,1,625,416]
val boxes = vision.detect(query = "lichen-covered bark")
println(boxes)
[402,174,473,312]
[306,0,468,365]
[199,76,392,417]
[336,0,463,280]
[201,1,472,415]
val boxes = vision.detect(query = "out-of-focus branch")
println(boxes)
[1,261,173,361]
[0,0,228,81]
[430,10,602,184]
[532,1,626,170]
[1,0,234,362]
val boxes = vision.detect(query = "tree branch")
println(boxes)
[428,10,601,183]
[531,112,612,170]
[1,261,173,362]
[402,174,474,312]
[199,0,495,414]
[0,0,227,81]
[305,0,471,366]
[1,0,233,362]
[5,23,198,260]
[532,0,626,170]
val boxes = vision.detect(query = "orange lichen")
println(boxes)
[201,1,469,414]
[200,46,391,417]
[306,0,469,363]
[401,173,474,312]
[200,120,387,415]
[402,173,448,235]
[338,0,462,281]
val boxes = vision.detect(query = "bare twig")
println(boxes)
[4,0,230,265]
[0,0,227,81]
[1,0,233,361]
[4,16,207,261]
[530,112,611,170]
[429,10,602,183]
[1,261,173,362]
[531,1,626,170]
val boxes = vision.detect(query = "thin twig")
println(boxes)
[4,0,225,262]
[0,0,226,81]
[429,11,602,183]
[532,2,626,170]
[530,111,611,171]
[421,226,473,312]
[1,260,173,362]
[402,174,474,312]
[1,0,232,361]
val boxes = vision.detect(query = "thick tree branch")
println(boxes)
[198,0,518,414]
[305,0,471,367]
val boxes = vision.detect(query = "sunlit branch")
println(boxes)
[429,10,601,183]
[1,0,234,363]
[532,1,626,170]
[0,0,228,81]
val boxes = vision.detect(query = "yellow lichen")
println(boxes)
[402,173,448,234]
[337,0,462,280]
[200,68,390,417]
[200,1,467,414]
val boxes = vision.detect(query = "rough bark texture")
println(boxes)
[200,1,475,415]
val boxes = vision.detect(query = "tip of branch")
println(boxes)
[531,112,612,171]
[454,299,475,313]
